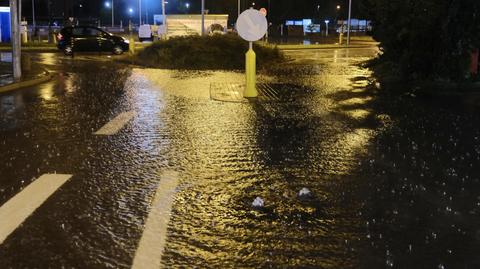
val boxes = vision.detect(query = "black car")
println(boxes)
[57,26,130,55]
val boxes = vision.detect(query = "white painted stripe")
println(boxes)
[132,171,179,269]
[94,111,136,135]
[0,174,72,245]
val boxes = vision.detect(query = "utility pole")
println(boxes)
[238,0,240,18]
[201,0,205,35]
[10,0,22,79]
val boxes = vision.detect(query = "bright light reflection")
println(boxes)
[39,83,55,101]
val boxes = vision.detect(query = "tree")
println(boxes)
[365,0,480,81]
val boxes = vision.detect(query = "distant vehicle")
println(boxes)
[138,24,153,42]
[56,26,130,55]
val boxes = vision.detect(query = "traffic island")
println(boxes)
[0,68,53,94]
[0,43,58,53]
[131,35,285,70]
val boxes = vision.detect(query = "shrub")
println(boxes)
[135,34,285,70]
[363,0,480,81]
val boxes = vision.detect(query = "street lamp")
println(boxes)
[139,0,142,25]
[32,0,36,29]
[325,20,330,36]
[201,0,205,35]
[185,2,190,12]
[347,0,352,46]
[105,1,114,27]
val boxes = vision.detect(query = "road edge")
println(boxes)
[0,71,54,94]
[277,44,378,50]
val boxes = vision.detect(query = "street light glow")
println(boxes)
[337,5,341,10]
[128,8,134,14]
[185,2,190,8]
[105,2,110,8]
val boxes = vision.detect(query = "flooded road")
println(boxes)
[0,48,479,268]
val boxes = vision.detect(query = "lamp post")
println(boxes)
[10,0,21,79]
[324,20,330,36]
[162,0,166,34]
[139,0,142,25]
[335,5,340,23]
[112,0,114,27]
[347,0,352,46]
[201,0,205,35]
[105,1,114,27]
[32,0,36,28]
[185,3,190,14]
[145,1,148,24]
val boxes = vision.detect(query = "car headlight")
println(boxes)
[123,37,129,43]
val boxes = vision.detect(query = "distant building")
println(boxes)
[337,19,372,33]
[153,14,228,37]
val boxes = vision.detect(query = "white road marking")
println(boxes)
[132,171,179,269]
[0,174,72,245]
[94,111,136,135]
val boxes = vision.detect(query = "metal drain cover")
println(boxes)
[210,83,281,103]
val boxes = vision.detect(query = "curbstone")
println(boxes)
[0,71,54,94]
[277,44,378,50]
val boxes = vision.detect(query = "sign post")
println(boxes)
[236,9,268,98]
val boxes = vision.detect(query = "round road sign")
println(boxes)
[236,9,268,42]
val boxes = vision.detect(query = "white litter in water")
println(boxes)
[298,187,311,197]
[252,197,264,208]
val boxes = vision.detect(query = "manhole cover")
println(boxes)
[210,82,281,103]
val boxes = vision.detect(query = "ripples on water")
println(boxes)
[0,50,478,268]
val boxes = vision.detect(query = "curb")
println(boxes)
[0,71,54,94]
[277,44,378,50]
[0,47,58,52]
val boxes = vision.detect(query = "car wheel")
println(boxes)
[64,46,73,56]
[113,45,124,55]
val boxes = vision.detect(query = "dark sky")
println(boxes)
[0,0,365,25]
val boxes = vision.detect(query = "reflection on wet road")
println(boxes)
[0,48,479,268]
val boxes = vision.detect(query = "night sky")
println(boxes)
[0,0,365,25]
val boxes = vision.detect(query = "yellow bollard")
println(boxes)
[339,33,344,45]
[129,37,135,55]
[244,43,258,98]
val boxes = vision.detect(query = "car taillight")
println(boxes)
[57,33,63,41]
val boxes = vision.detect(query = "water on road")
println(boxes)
[0,48,479,268]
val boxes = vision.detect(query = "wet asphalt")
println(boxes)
[0,48,479,269]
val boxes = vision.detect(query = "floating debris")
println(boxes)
[298,187,312,198]
[252,197,264,208]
